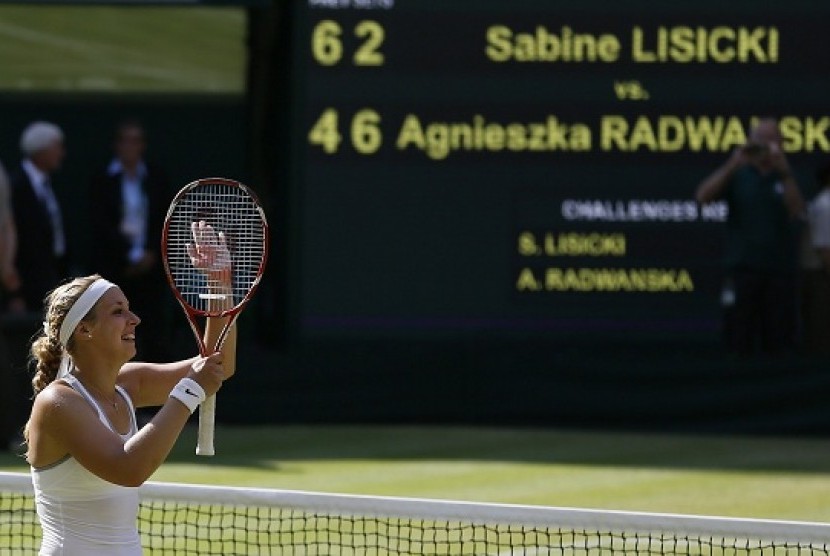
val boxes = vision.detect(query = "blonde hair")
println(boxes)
[30,275,103,395]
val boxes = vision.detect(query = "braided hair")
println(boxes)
[29,275,103,395]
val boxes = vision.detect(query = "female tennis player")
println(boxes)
[24,222,236,555]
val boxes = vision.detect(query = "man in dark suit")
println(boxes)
[90,120,171,361]
[5,122,67,449]
[9,121,68,311]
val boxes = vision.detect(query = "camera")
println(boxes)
[742,143,768,156]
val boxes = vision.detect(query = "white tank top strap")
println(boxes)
[115,384,139,436]
[61,374,107,423]
[61,374,138,438]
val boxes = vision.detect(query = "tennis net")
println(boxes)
[2,470,830,555]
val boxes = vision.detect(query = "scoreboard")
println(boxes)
[291,0,830,337]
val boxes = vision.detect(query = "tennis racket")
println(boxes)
[161,177,268,456]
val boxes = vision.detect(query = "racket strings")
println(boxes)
[165,183,266,314]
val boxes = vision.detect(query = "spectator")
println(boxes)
[89,120,170,361]
[10,122,69,312]
[695,117,805,355]
[799,160,830,355]
[0,159,17,451]
[0,159,22,311]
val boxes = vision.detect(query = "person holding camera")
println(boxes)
[799,160,830,355]
[695,117,805,355]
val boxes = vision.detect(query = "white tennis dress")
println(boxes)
[31,374,142,555]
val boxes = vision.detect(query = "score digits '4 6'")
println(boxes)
[309,108,382,154]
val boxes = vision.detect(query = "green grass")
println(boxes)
[0,5,245,92]
[4,425,830,523]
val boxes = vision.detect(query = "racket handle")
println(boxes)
[196,394,216,456]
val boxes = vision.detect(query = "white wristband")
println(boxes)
[169,378,206,414]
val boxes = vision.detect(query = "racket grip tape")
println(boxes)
[196,394,217,456]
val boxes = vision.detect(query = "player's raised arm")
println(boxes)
[119,220,237,407]
[25,275,225,507]
[189,220,237,377]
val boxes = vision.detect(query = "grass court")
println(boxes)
[3,425,830,522]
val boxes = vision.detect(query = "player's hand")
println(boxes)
[188,352,225,397]
[728,145,754,169]
[187,221,231,284]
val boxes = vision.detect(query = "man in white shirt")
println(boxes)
[800,161,830,354]
[90,120,170,362]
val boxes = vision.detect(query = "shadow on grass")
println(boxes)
[3,423,829,476]
[157,423,830,475]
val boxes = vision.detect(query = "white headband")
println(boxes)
[58,278,116,346]
[54,278,116,379]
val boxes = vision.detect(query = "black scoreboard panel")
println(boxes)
[291,0,830,337]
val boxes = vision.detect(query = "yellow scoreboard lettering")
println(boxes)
[309,108,342,153]
[354,20,385,66]
[351,109,383,154]
[485,25,621,63]
[542,268,695,292]
[631,26,779,63]
[311,19,386,67]
[516,268,542,291]
[311,20,344,66]
[600,115,748,152]
[517,232,541,256]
